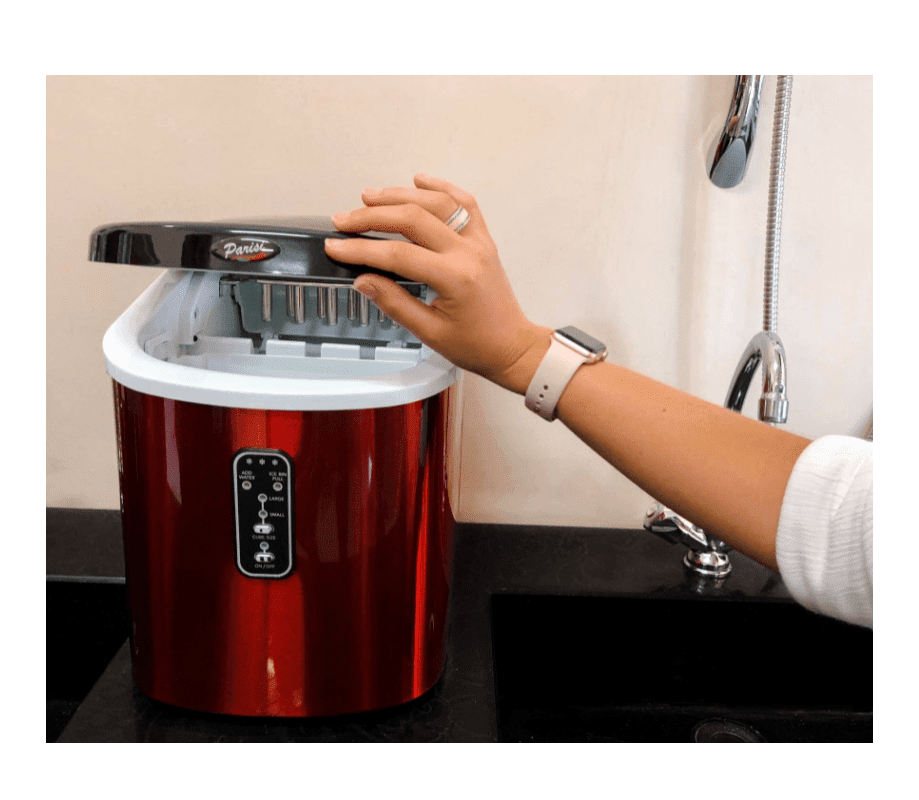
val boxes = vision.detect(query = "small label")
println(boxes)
[211,236,281,263]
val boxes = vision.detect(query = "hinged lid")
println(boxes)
[89,215,421,287]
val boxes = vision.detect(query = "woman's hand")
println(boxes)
[324,173,550,394]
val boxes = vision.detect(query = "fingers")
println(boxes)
[413,173,487,231]
[351,274,444,345]
[332,203,457,254]
[327,174,487,301]
[361,186,458,223]
[323,235,448,294]
[360,174,484,236]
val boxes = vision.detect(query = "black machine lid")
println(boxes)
[88,216,422,287]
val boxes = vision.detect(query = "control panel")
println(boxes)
[233,449,294,579]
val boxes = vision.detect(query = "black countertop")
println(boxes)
[47,508,820,742]
[47,508,126,582]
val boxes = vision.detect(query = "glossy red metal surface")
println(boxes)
[113,382,456,717]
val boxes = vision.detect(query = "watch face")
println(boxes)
[556,326,606,355]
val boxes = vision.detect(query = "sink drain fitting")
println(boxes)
[692,719,766,743]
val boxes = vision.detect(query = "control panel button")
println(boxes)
[254,541,275,563]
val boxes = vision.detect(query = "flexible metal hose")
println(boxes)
[763,75,793,333]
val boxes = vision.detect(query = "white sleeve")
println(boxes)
[775,435,873,628]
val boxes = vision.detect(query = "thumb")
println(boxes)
[353,274,439,341]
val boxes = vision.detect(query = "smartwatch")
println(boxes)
[525,326,608,421]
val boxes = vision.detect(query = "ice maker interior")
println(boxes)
[140,272,429,380]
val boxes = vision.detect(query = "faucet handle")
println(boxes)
[644,503,733,578]
[643,503,732,554]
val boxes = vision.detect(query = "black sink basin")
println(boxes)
[46,580,131,742]
[491,594,872,742]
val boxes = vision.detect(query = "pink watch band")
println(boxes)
[524,337,590,421]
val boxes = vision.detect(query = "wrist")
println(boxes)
[499,324,553,395]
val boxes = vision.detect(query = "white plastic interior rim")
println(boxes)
[103,271,457,411]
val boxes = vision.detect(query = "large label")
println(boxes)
[233,449,294,579]
[211,236,281,262]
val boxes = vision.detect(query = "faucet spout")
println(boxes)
[724,330,788,424]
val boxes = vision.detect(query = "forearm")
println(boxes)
[510,326,811,571]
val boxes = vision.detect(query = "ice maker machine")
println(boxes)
[90,217,460,717]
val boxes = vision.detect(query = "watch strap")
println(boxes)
[525,337,589,421]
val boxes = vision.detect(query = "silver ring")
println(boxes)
[446,205,470,233]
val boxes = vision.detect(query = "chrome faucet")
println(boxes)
[644,76,794,579]
[724,330,788,422]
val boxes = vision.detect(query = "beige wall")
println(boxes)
[47,76,872,527]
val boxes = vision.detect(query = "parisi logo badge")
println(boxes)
[211,236,281,262]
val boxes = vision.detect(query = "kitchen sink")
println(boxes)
[46,580,131,742]
[491,594,872,742]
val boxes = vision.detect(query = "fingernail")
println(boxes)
[354,278,378,300]
[324,238,341,250]
[362,187,380,197]
[332,211,348,225]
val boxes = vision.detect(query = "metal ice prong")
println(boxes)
[348,288,358,320]
[285,285,306,323]
[297,286,306,322]
[378,305,386,323]
[287,286,306,324]
[316,285,327,321]
[327,287,338,325]
[360,294,370,326]
[261,283,273,322]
